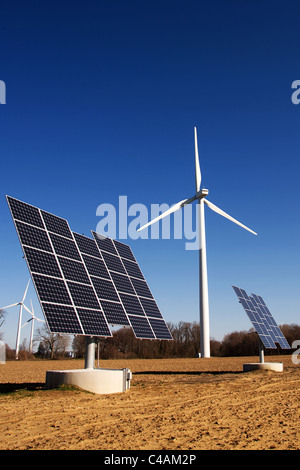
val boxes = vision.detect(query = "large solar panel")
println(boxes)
[6,196,172,342]
[232,286,290,349]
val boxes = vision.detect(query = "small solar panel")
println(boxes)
[6,196,172,342]
[233,286,290,349]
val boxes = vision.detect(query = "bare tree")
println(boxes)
[35,325,70,358]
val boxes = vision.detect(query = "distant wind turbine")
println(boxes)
[138,127,257,358]
[0,279,32,359]
[21,299,44,354]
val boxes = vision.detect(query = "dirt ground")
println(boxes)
[0,355,299,450]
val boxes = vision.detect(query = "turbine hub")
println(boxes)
[196,188,209,199]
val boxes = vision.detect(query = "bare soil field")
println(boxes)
[0,355,299,450]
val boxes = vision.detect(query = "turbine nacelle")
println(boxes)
[196,188,209,199]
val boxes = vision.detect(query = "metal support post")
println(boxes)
[259,339,264,364]
[85,336,96,369]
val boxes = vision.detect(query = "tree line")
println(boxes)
[89,322,299,359]
[3,321,300,360]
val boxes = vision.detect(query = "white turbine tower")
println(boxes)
[0,279,32,359]
[138,127,257,358]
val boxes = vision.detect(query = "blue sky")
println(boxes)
[0,0,299,349]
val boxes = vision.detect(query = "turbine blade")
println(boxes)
[194,127,201,192]
[22,318,33,328]
[22,279,30,302]
[22,303,44,321]
[204,199,257,235]
[0,302,19,309]
[137,196,195,232]
[23,304,34,315]
[35,317,45,323]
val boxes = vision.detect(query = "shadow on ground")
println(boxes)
[0,382,45,393]
[134,370,243,375]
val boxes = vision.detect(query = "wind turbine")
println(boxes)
[21,299,44,354]
[0,279,33,359]
[138,127,257,358]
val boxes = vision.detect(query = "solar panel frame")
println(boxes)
[233,285,290,349]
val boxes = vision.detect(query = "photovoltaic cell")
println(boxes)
[92,232,118,255]
[76,308,111,336]
[41,211,73,239]
[66,282,100,309]
[42,303,83,334]
[57,257,90,284]
[23,246,62,278]
[148,318,173,340]
[32,274,72,305]
[49,233,81,261]
[113,239,136,261]
[15,221,53,252]
[139,298,162,319]
[232,286,290,349]
[101,301,130,326]
[6,196,172,341]
[81,254,110,279]
[127,315,155,339]
[110,272,135,295]
[119,293,145,316]
[130,278,153,299]
[122,259,144,279]
[101,251,126,274]
[91,277,120,302]
[7,196,44,228]
[73,232,101,258]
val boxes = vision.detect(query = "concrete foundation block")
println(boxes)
[45,368,132,394]
[243,362,283,372]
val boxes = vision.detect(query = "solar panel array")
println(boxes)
[232,286,290,349]
[6,196,172,341]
